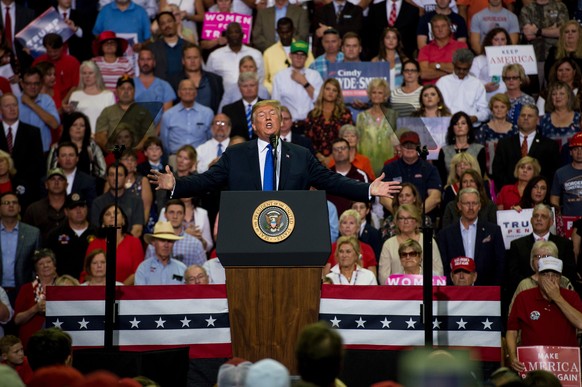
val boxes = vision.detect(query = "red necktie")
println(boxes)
[388,1,397,27]
[7,126,13,154]
[4,7,11,50]
[521,135,528,157]
[63,12,68,19]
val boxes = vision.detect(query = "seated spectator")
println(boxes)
[411,84,452,117]
[436,111,486,185]
[391,59,423,114]
[372,28,408,89]
[539,81,580,147]
[26,328,73,371]
[470,28,510,101]
[393,239,427,277]
[47,112,106,180]
[86,204,144,285]
[62,61,116,135]
[91,31,134,92]
[0,335,32,384]
[468,0,519,54]
[135,221,187,285]
[14,249,58,349]
[507,257,582,373]
[327,124,375,180]
[245,359,289,387]
[325,236,377,285]
[378,204,443,284]
[418,14,468,84]
[441,169,496,228]
[544,20,582,83]
[355,78,399,177]
[81,249,124,286]
[324,210,378,277]
[496,156,540,210]
[436,49,489,125]
[449,256,478,286]
[537,58,581,117]
[184,265,209,284]
[475,93,517,176]
[304,78,352,167]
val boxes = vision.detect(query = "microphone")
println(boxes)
[269,134,278,191]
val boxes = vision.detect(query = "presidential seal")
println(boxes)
[252,200,295,243]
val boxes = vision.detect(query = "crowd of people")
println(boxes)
[0,0,581,384]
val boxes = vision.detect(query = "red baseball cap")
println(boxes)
[450,256,476,273]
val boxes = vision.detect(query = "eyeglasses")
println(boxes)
[533,254,551,259]
[213,121,227,126]
[332,146,348,152]
[397,217,416,222]
[186,274,208,283]
[400,251,420,258]
[0,200,17,205]
[503,76,520,81]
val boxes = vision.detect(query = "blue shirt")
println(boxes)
[134,256,187,285]
[92,1,151,42]
[309,52,344,80]
[18,94,60,152]
[327,201,339,243]
[274,4,288,37]
[460,219,478,259]
[134,77,176,125]
[160,102,214,154]
[1,222,18,287]
[145,230,206,267]
[381,158,442,199]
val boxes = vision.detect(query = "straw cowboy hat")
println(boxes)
[144,221,183,244]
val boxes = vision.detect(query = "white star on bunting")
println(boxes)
[180,316,191,327]
[129,317,140,328]
[330,316,341,327]
[355,317,366,328]
[206,315,216,327]
[456,318,467,329]
[155,317,166,328]
[78,318,89,329]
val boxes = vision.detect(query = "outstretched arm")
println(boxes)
[148,165,175,191]
[370,173,402,198]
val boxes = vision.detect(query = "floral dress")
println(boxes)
[304,108,353,158]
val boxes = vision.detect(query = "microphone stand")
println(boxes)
[270,134,278,191]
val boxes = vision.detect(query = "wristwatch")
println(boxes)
[435,63,441,71]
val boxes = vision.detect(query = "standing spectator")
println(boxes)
[327,124,375,180]
[539,81,580,147]
[219,56,268,112]
[496,156,540,210]
[418,14,468,84]
[93,0,152,44]
[340,32,363,63]
[181,44,224,114]
[391,59,423,113]
[371,28,408,89]
[538,58,582,116]
[55,0,93,62]
[252,0,309,53]
[222,72,263,140]
[0,0,35,72]
[417,0,468,50]
[469,0,519,54]
[502,63,535,125]
[160,79,214,163]
[272,41,323,122]
[412,84,451,118]
[35,62,61,112]
[457,0,514,29]
[53,142,98,210]
[309,28,344,80]
[63,61,116,135]
[304,78,351,166]
[196,113,231,174]
[148,11,186,92]
[133,47,176,112]
[311,0,363,57]
[519,0,569,90]
[544,21,582,83]
[436,48,489,125]
[91,31,134,92]
[31,33,80,100]
[470,28,510,101]
[551,132,582,216]
[356,78,399,177]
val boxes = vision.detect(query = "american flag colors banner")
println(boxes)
[46,285,232,359]
[319,285,502,362]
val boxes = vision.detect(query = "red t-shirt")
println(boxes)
[327,241,377,269]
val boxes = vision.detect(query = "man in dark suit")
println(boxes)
[150,100,401,200]
[506,203,577,294]
[222,72,263,140]
[0,0,35,71]
[55,142,97,210]
[252,0,310,52]
[279,106,313,153]
[0,192,41,304]
[0,94,44,210]
[438,187,505,285]
[54,0,93,62]
[492,104,560,191]
[365,0,419,58]
[311,0,363,57]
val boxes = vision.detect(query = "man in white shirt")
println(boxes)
[436,48,489,125]
[197,114,232,173]
[271,41,323,121]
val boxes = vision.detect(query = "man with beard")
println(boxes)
[148,11,186,92]
[134,47,176,113]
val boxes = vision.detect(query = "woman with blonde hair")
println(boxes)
[502,63,534,125]
[0,150,16,194]
[412,85,451,118]
[356,78,399,176]
[378,204,443,285]
[325,236,377,285]
[63,60,116,134]
[496,156,541,210]
[442,152,483,210]
[304,78,353,166]
[544,21,582,82]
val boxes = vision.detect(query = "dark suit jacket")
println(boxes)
[222,98,264,140]
[492,132,560,191]
[437,220,505,286]
[365,0,419,59]
[72,170,97,210]
[0,4,35,70]
[0,122,44,209]
[252,5,310,52]
[289,132,314,154]
[174,139,370,200]
[360,222,382,263]
[311,2,363,57]
[54,7,95,62]
[0,221,40,293]
[507,233,577,293]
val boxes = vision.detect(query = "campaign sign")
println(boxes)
[15,8,74,58]
[556,215,582,239]
[497,209,557,250]
[385,274,446,286]
[517,346,581,386]
[327,62,389,103]
[396,117,449,160]
[201,13,252,44]
[485,45,537,76]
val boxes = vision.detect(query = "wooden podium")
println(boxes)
[217,191,331,372]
